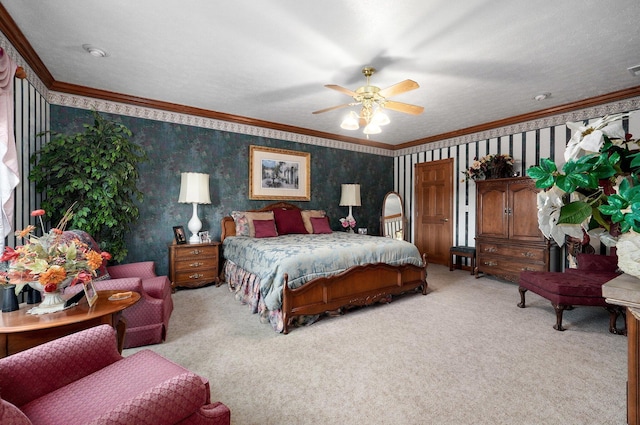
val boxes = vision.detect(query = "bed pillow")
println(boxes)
[245,211,275,237]
[253,219,278,238]
[301,210,326,233]
[311,216,332,234]
[273,208,307,235]
[231,211,250,236]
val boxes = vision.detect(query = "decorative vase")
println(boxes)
[616,230,640,278]
[2,284,19,313]
[26,285,41,304]
[27,278,72,315]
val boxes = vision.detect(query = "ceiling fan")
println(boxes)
[312,66,424,136]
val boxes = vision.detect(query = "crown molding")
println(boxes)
[394,95,640,157]
[47,91,395,157]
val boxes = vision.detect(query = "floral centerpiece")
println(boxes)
[463,153,515,181]
[0,206,111,313]
[527,113,640,275]
[339,217,357,232]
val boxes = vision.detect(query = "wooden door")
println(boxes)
[414,159,453,265]
[508,179,545,242]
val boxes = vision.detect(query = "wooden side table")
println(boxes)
[168,241,221,290]
[0,290,140,358]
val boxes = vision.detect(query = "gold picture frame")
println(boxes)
[249,145,310,201]
[84,281,98,307]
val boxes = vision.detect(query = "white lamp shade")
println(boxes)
[339,184,361,207]
[178,172,211,204]
[363,123,382,135]
[340,111,360,130]
[372,108,390,126]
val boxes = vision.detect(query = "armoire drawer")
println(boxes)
[477,243,546,263]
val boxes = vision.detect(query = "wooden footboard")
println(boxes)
[281,253,428,334]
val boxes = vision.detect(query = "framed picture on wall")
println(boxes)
[249,145,310,201]
[173,226,187,245]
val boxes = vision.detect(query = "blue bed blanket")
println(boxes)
[222,232,424,311]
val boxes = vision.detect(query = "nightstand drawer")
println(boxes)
[173,259,215,273]
[172,269,220,285]
[173,245,218,260]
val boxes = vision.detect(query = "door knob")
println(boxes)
[442,218,449,222]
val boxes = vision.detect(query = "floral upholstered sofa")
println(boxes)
[0,325,230,425]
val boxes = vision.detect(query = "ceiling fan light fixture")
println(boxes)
[371,108,390,126]
[363,123,382,135]
[315,66,423,139]
[340,111,360,130]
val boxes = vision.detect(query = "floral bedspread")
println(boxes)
[222,232,423,312]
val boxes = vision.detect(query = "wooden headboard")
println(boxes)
[220,202,303,242]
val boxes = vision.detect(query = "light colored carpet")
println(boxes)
[125,264,628,425]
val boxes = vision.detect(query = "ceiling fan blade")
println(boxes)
[378,79,420,98]
[384,100,424,115]
[312,103,351,114]
[325,84,357,97]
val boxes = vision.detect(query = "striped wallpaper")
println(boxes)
[394,107,640,248]
[5,77,49,248]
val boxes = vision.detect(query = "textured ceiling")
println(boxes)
[1,0,640,147]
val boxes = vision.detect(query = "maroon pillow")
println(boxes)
[311,216,332,234]
[273,208,307,235]
[253,219,278,238]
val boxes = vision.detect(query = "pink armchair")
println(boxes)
[64,260,174,348]
[0,325,230,425]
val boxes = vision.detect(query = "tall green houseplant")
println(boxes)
[29,110,147,263]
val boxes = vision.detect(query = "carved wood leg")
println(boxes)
[517,287,527,308]
[606,306,628,335]
[552,303,567,331]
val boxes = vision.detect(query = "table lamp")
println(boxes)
[339,184,361,223]
[178,172,211,243]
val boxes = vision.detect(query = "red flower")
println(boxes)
[100,251,112,261]
[44,283,57,293]
[30,209,45,217]
[0,246,19,262]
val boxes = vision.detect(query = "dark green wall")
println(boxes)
[50,106,393,275]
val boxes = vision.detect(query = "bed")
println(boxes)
[220,202,428,333]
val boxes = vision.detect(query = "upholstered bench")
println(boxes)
[518,253,625,333]
[449,246,476,275]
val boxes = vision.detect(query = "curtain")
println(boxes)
[0,47,19,252]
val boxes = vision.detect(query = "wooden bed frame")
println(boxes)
[220,202,428,333]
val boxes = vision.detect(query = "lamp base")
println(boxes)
[187,203,202,244]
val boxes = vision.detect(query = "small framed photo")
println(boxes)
[199,230,211,243]
[84,281,98,307]
[173,225,187,245]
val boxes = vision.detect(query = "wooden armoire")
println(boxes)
[475,176,559,282]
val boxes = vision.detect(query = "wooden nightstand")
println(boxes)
[168,241,221,290]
